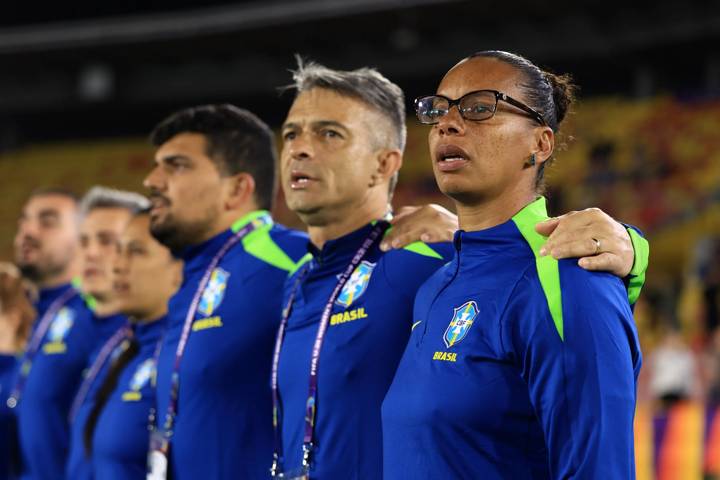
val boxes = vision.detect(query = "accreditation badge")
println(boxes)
[273,470,309,480]
[147,431,169,480]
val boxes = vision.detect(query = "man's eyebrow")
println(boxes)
[281,120,349,132]
[157,154,192,164]
[97,230,119,239]
[38,209,60,219]
[312,120,348,131]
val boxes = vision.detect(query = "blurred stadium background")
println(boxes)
[2,1,720,478]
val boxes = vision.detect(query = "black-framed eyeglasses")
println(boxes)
[414,89,547,126]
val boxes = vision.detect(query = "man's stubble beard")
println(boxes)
[17,263,43,284]
[149,209,218,253]
[17,258,71,287]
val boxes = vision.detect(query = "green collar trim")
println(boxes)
[72,276,97,311]
[231,210,273,233]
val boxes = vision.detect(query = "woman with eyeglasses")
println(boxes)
[382,51,643,479]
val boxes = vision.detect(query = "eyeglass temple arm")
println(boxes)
[497,93,547,126]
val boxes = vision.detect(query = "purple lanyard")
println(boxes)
[6,286,79,409]
[146,328,168,435]
[270,221,388,474]
[159,214,270,439]
[68,324,131,422]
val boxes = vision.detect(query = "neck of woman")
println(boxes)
[456,190,537,232]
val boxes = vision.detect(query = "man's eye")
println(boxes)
[40,218,59,228]
[321,129,341,139]
[283,131,297,141]
[99,237,116,247]
[165,160,188,171]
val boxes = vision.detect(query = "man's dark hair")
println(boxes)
[25,187,81,227]
[150,104,277,210]
[28,187,80,204]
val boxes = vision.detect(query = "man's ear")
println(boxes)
[374,148,403,186]
[224,173,257,211]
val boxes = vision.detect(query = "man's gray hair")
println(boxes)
[80,186,150,218]
[289,57,407,152]
[289,57,406,199]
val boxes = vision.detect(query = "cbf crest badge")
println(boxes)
[443,301,478,348]
[48,308,74,342]
[122,358,156,401]
[198,268,229,317]
[336,261,375,308]
[129,358,155,392]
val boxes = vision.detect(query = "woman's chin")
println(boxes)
[437,179,480,203]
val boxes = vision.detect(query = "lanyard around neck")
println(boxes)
[270,221,389,475]
[7,286,79,408]
[158,213,271,440]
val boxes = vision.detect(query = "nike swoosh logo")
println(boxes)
[411,321,422,331]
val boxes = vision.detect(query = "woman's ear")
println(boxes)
[534,127,555,166]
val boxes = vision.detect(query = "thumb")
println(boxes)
[535,217,561,236]
[578,252,618,273]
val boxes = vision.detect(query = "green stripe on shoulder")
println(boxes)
[242,226,298,273]
[381,226,443,259]
[402,241,443,259]
[232,211,296,273]
[626,228,649,305]
[512,197,564,341]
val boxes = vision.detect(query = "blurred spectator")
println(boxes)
[0,263,34,353]
[585,141,619,187]
[0,262,35,480]
[703,328,720,406]
[649,326,700,409]
[701,239,720,333]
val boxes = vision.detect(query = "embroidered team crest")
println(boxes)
[47,308,74,342]
[129,358,155,391]
[443,301,478,348]
[335,261,375,308]
[198,268,229,317]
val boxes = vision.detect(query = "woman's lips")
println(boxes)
[113,281,130,294]
[436,156,469,172]
[435,144,471,172]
